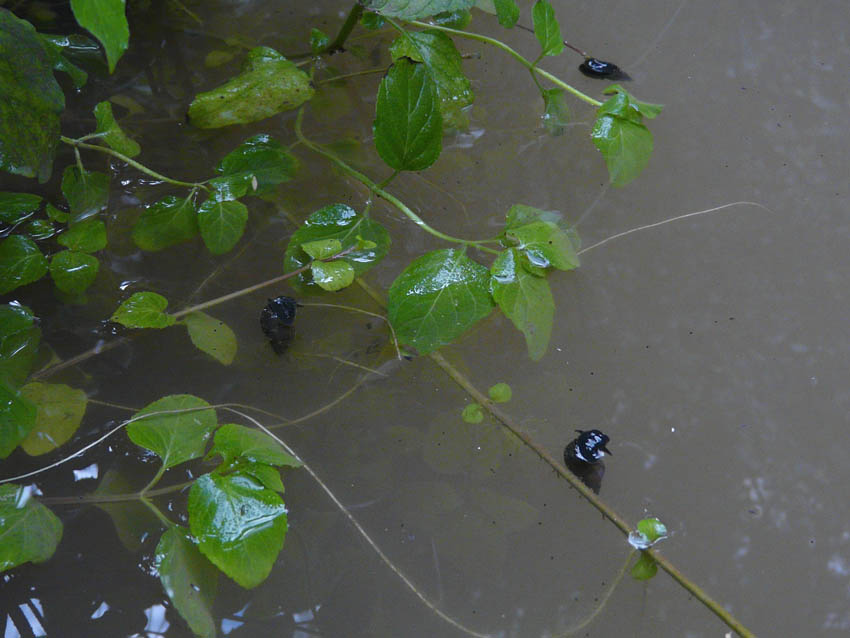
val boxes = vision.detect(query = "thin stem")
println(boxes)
[325,3,364,53]
[41,480,193,506]
[294,108,500,253]
[514,22,587,58]
[299,301,402,359]
[139,464,167,496]
[140,495,175,528]
[407,21,602,107]
[317,66,388,84]
[60,136,210,191]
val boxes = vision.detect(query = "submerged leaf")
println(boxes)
[127,394,217,470]
[488,382,512,403]
[183,311,237,365]
[60,166,109,222]
[362,0,474,19]
[0,484,63,571]
[0,302,41,387]
[93,101,140,157]
[94,469,163,551]
[387,248,494,354]
[0,192,42,225]
[188,47,314,129]
[19,382,87,455]
[0,236,48,294]
[0,381,37,458]
[631,551,658,580]
[57,217,107,253]
[132,196,199,251]
[541,88,570,136]
[462,402,484,423]
[49,250,99,294]
[197,199,248,255]
[374,58,442,171]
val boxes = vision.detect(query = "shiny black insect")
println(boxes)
[260,296,299,354]
[578,57,631,81]
[564,429,612,494]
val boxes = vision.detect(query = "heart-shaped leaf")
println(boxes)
[111,291,175,329]
[0,484,62,571]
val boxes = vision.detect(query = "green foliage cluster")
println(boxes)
[0,0,667,635]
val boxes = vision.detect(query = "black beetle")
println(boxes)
[260,296,299,354]
[564,429,612,494]
[578,57,631,81]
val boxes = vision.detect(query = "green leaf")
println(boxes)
[23,219,55,240]
[504,221,579,271]
[93,101,140,157]
[493,0,519,27]
[542,87,570,136]
[183,311,237,365]
[45,203,69,223]
[0,10,63,181]
[0,484,62,571]
[211,134,298,199]
[110,291,176,329]
[197,199,248,255]
[360,12,386,29]
[389,30,473,128]
[603,84,663,119]
[309,28,330,54]
[57,217,107,253]
[591,114,653,187]
[188,472,288,588]
[0,236,48,294]
[69,0,129,73]
[461,403,484,423]
[301,238,342,260]
[532,0,563,57]
[60,166,109,222]
[432,9,471,28]
[387,248,495,354]
[638,517,668,543]
[311,259,355,292]
[127,394,217,470]
[155,527,218,638]
[488,382,511,403]
[49,250,99,294]
[374,58,442,171]
[490,248,554,360]
[505,203,564,229]
[132,195,199,251]
[93,469,163,551]
[362,0,474,19]
[19,382,87,455]
[208,423,301,468]
[0,381,37,457]
[37,34,88,89]
[0,302,41,387]
[631,551,658,581]
[283,204,390,293]
[188,47,314,129]
[0,192,42,225]
[239,462,285,493]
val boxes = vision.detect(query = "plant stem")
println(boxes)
[60,136,210,191]
[294,108,500,253]
[140,464,167,496]
[407,21,602,108]
[325,3,364,53]
[42,480,193,506]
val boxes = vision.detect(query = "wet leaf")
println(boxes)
[239,462,285,493]
[631,551,658,580]
[360,12,386,29]
[488,382,511,403]
[0,10,63,181]
[57,217,107,253]
[37,34,88,88]
[183,312,237,365]
[93,100,140,157]
[111,291,176,329]
[210,135,298,200]
[23,219,55,240]
[362,0,474,19]
[389,30,473,128]
[197,199,248,255]
[0,302,41,387]
[629,517,669,549]
[132,195,199,251]
[542,87,570,136]
[301,238,342,260]
[603,84,663,119]
[591,89,656,187]
[311,259,355,292]
[388,248,495,354]
[208,423,301,468]
[188,472,288,588]
[49,250,99,294]
[432,9,471,28]
[490,248,554,361]
[61,166,109,222]
[0,236,48,294]
[45,203,69,223]
[0,192,42,225]
[374,58,442,171]
[94,469,163,551]
[309,28,329,54]
[532,0,563,57]
[155,527,218,638]
[462,402,484,423]
[0,484,62,571]
[188,47,314,129]
[493,0,519,28]
[505,203,564,228]
[504,220,579,271]
[69,0,128,72]
[127,394,217,470]
[19,382,87,455]
[0,381,37,458]
[283,204,390,293]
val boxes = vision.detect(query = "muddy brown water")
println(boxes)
[3,0,849,636]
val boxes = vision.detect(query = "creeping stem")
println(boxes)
[407,21,602,108]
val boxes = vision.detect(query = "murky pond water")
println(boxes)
[4,0,850,636]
